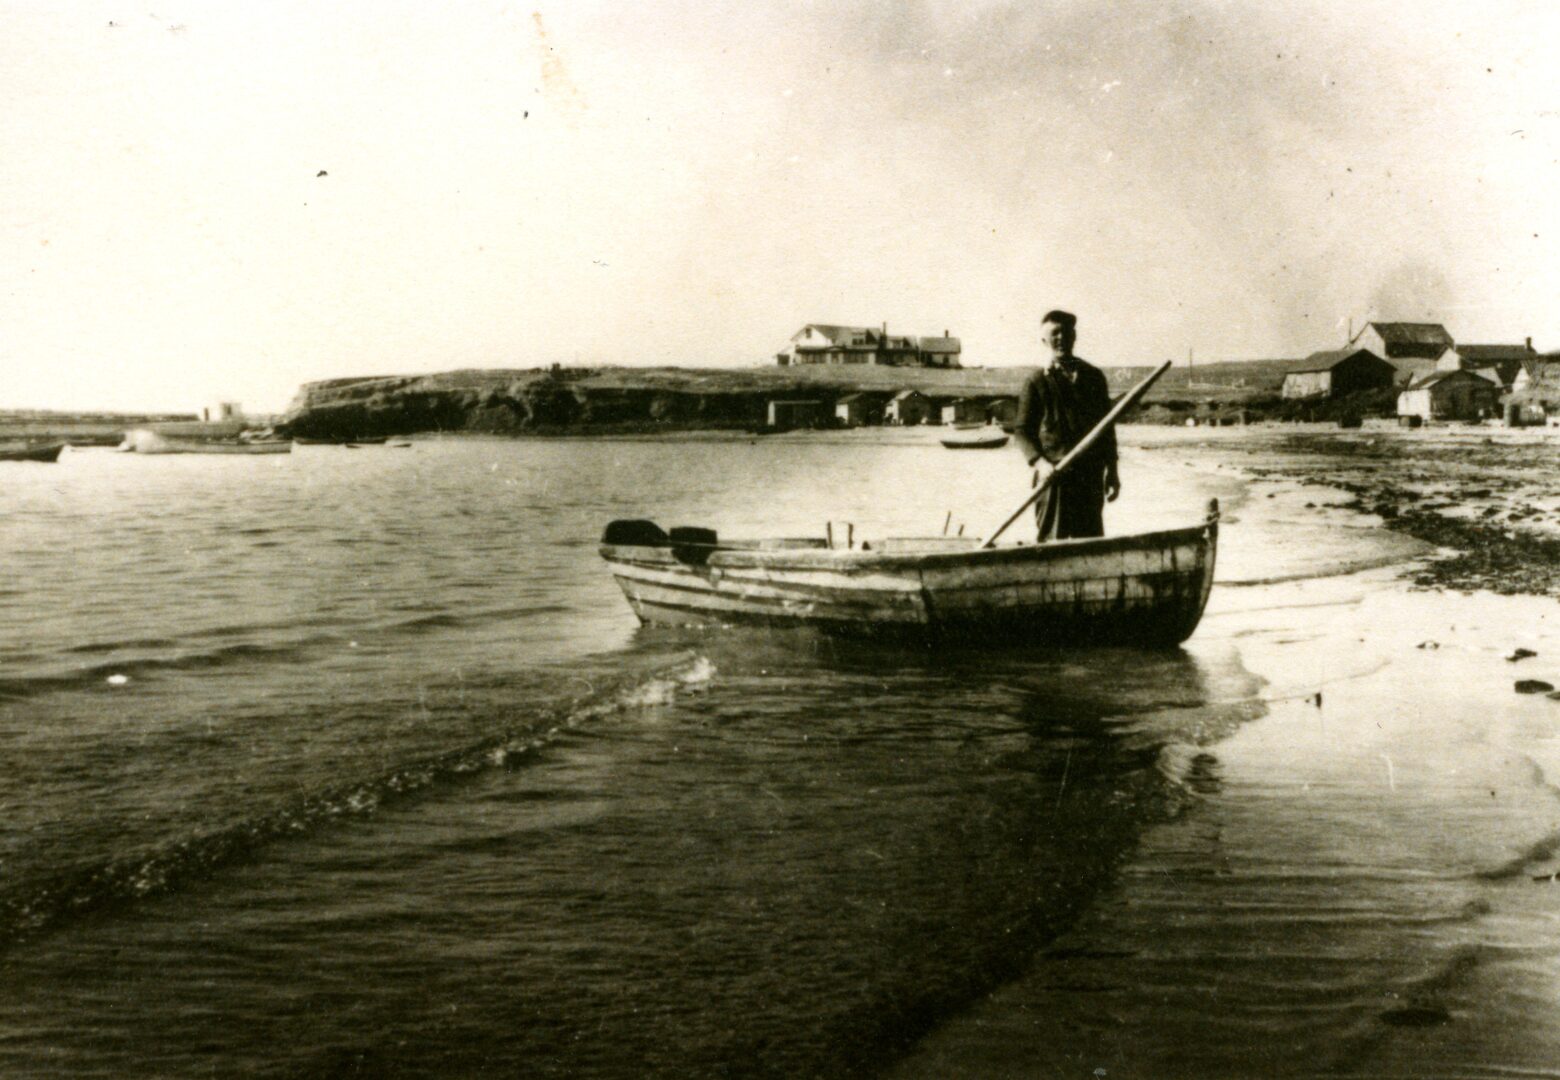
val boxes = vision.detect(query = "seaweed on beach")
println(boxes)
[1268,432,1560,598]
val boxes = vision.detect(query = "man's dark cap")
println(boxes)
[1041,309,1076,329]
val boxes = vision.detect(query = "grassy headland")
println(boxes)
[276,357,1378,440]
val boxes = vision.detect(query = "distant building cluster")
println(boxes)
[758,317,1560,433]
[777,324,962,368]
[1278,321,1559,425]
[765,391,1014,431]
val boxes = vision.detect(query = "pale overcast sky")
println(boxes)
[4,0,1558,412]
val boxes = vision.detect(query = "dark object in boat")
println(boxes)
[669,525,718,566]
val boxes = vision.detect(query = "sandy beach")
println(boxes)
[889,424,1560,1077]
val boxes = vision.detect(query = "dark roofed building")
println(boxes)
[940,398,985,425]
[1350,321,1454,361]
[1397,369,1501,422]
[785,324,884,365]
[982,395,1018,425]
[782,324,964,368]
[1435,342,1535,390]
[1509,356,1560,424]
[766,399,825,429]
[878,335,922,367]
[834,391,889,426]
[1280,348,1397,399]
[917,335,962,368]
[885,389,933,425]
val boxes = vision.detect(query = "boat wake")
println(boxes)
[0,639,336,702]
[0,605,575,703]
[0,654,717,950]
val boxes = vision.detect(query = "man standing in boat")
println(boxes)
[1012,310,1120,540]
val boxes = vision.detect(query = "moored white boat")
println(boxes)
[600,500,1219,647]
[120,430,292,454]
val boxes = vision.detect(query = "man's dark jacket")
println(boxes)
[1011,357,1117,540]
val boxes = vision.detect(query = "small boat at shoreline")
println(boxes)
[120,430,292,454]
[940,432,1009,450]
[296,436,388,446]
[599,500,1219,647]
[165,441,292,455]
[0,442,66,463]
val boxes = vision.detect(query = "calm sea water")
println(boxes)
[4,431,1560,1078]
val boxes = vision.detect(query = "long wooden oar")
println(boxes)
[980,359,1173,548]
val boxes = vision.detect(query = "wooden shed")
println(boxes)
[940,398,986,426]
[1350,322,1453,362]
[1396,369,1501,422]
[983,396,1018,425]
[916,334,963,369]
[1280,348,1397,399]
[834,392,886,427]
[885,390,933,426]
[1434,342,1534,390]
[1509,357,1560,425]
[766,400,825,429]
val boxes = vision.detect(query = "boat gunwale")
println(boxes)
[601,517,1216,575]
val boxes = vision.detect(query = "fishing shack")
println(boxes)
[1280,349,1397,399]
[1434,342,1535,391]
[940,398,986,426]
[1397,369,1501,423]
[766,400,825,430]
[834,393,886,427]
[884,390,933,426]
[1508,356,1560,426]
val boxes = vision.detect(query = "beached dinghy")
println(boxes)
[0,442,65,463]
[599,501,1218,646]
[939,431,1009,450]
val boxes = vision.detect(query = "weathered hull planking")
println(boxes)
[600,504,1218,647]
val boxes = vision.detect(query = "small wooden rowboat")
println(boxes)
[940,432,1009,450]
[0,442,65,463]
[600,500,1219,646]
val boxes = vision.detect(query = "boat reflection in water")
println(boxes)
[575,620,1265,1073]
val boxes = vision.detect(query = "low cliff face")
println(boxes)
[278,366,1034,438]
[278,362,1321,439]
